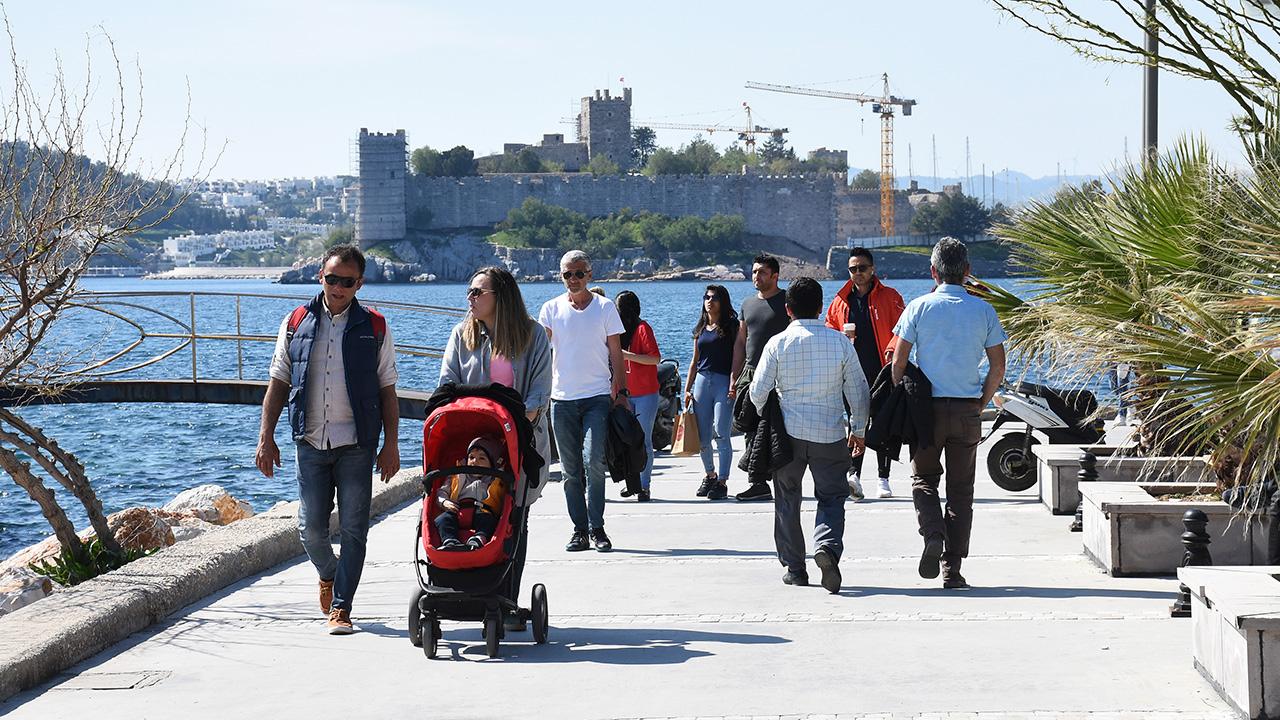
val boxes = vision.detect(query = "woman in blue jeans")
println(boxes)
[615,291,662,501]
[683,284,738,500]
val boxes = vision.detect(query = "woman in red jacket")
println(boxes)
[824,248,905,500]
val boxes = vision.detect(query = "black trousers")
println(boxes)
[434,507,498,543]
[850,449,892,479]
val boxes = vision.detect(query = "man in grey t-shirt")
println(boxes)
[729,254,790,501]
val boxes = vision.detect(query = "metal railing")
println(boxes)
[45,291,463,385]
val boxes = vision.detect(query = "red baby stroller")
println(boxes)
[408,383,547,659]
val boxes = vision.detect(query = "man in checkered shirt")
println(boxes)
[749,277,870,594]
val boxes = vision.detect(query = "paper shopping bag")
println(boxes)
[671,410,701,456]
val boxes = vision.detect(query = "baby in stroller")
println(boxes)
[434,435,507,551]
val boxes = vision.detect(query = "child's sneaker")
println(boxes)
[466,535,486,551]
[437,538,465,551]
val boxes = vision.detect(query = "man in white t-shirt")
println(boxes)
[538,250,626,552]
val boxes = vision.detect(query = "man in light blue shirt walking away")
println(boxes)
[750,277,870,594]
[891,237,1006,590]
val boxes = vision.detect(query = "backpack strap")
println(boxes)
[285,305,310,343]
[365,307,387,346]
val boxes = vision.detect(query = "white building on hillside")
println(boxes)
[162,230,277,265]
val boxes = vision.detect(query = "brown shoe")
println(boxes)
[327,607,354,635]
[319,579,334,615]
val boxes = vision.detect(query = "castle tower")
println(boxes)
[355,128,407,246]
[578,87,633,170]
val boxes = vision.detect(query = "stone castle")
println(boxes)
[354,88,912,260]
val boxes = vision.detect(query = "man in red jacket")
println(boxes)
[824,248,905,500]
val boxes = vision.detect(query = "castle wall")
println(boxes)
[406,173,856,258]
[834,189,915,241]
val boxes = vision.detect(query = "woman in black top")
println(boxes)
[683,284,739,500]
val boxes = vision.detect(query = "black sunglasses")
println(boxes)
[703,294,719,301]
[323,274,359,288]
[848,264,873,274]
[466,287,493,298]
[562,270,588,279]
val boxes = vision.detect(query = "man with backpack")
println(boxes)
[255,244,401,635]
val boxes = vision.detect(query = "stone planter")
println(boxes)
[1034,444,1212,515]
[1080,481,1271,576]
[1178,566,1280,720]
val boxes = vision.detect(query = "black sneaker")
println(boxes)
[814,547,842,594]
[565,529,590,552]
[636,489,651,502]
[590,527,613,552]
[465,535,486,551]
[734,482,773,502]
[696,475,716,497]
[782,568,809,586]
[919,536,944,579]
[706,481,728,500]
[943,574,971,590]
[620,487,634,498]
[437,538,465,552]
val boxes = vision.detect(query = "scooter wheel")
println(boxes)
[987,432,1039,492]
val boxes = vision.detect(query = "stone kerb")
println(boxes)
[1178,565,1280,719]
[1081,481,1272,576]
[0,467,425,702]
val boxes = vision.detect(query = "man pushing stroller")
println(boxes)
[435,436,507,551]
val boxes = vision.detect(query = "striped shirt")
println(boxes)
[748,319,870,444]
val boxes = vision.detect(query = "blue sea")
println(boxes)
[0,276,1081,558]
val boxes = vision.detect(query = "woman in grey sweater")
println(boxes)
[440,266,551,630]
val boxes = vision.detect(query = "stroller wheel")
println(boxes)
[531,584,549,645]
[484,612,501,658]
[408,587,425,647]
[423,613,440,659]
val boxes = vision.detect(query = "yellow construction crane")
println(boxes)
[746,74,917,237]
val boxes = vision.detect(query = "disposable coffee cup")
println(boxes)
[842,323,857,338]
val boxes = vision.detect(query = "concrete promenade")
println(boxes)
[0,429,1235,719]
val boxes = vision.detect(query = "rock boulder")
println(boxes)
[0,567,54,617]
[162,484,255,525]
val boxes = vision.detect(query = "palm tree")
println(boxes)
[982,137,1280,504]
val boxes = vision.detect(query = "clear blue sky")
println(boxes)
[6,0,1243,181]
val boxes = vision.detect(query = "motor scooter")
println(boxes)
[985,381,1106,491]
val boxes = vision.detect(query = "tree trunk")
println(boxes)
[0,408,121,555]
[0,446,89,567]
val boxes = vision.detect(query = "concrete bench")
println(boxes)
[1178,566,1280,719]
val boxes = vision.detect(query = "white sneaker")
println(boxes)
[847,473,864,502]
[877,478,893,498]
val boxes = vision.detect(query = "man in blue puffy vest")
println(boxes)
[255,244,400,635]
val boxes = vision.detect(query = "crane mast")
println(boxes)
[746,74,917,237]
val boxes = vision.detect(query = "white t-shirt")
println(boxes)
[537,293,625,401]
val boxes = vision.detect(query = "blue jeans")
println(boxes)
[630,392,660,489]
[693,370,733,480]
[551,394,611,531]
[295,442,375,612]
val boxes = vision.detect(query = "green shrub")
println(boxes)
[29,539,157,587]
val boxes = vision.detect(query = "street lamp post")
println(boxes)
[1143,0,1158,167]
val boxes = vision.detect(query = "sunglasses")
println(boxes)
[323,274,359,288]
[562,270,588,279]
[848,264,873,274]
[466,287,494,298]
[703,294,719,301]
